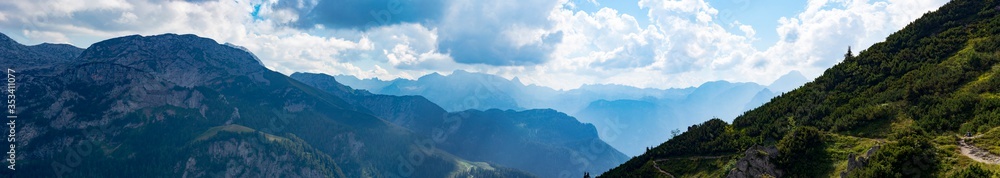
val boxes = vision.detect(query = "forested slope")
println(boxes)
[601,0,1000,177]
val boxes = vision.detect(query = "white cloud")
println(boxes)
[639,0,719,23]
[435,0,567,66]
[0,0,952,90]
[21,30,70,43]
[385,41,457,70]
[0,0,455,81]
[113,12,138,24]
[753,0,949,81]
[499,0,949,89]
[734,21,756,38]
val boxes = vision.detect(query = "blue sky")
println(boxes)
[574,0,808,50]
[0,0,949,90]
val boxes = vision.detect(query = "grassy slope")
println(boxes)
[972,127,1000,155]
[601,0,1000,177]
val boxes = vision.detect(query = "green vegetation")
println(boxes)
[823,133,882,177]
[193,124,288,142]
[777,126,829,177]
[601,0,1000,177]
[973,127,1000,155]
[599,119,745,177]
[951,164,998,178]
[452,167,537,178]
[848,128,939,177]
[657,156,734,178]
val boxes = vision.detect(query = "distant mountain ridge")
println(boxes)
[0,33,84,71]
[332,71,697,113]
[330,70,808,156]
[291,72,629,177]
[380,70,524,111]
[334,70,805,116]
[767,70,809,93]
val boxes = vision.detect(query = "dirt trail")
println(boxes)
[959,135,1000,164]
[653,155,728,162]
[650,156,727,178]
[650,160,675,178]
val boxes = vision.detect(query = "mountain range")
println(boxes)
[3,0,993,177]
[327,70,809,156]
[0,32,626,177]
[290,72,629,177]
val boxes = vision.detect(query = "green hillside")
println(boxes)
[601,0,1000,177]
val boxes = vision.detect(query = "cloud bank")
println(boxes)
[0,0,950,90]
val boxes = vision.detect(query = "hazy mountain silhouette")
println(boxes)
[767,70,810,93]
[291,72,629,177]
[332,71,800,156]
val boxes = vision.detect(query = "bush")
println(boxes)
[849,134,938,178]
[951,164,996,178]
[776,126,827,177]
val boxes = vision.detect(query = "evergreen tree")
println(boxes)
[844,46,854,60]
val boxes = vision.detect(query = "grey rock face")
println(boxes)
[728,145,782,178]
[841,144,880,177]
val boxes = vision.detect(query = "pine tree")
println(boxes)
[844,46,854,60]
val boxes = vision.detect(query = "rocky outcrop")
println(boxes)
[840,143,880,177]
[727,145,782,178]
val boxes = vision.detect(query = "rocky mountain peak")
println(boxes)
[76,33,268,87]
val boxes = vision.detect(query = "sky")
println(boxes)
[0,0,950,90]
